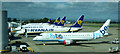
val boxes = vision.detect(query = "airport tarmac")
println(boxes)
[10,23,119,52]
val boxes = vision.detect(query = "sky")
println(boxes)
[2,2,118,22]
[1,0,120,2]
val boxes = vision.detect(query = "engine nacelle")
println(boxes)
[104,33,109,36]
[64,40,73,45]
[58,39,64,44]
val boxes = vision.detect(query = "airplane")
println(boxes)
[14,17,64,31]
[39,17,61,26]
[41,16,66,27]
[41,16,66,28]
[53,17,60,25]
[15,15,84,36]
[46,18,51,24]
[33,19,111,45]
[56,16,66,26]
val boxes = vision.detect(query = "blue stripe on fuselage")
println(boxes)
[99,33,102,38]
[99,34,100,38]
[58,39,64,42]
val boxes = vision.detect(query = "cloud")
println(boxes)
[55,4,66,9]
[27,2,68,9]
[2,0,30,2]
[2,0,120,2]
[2,2,118,22]
[64,0,119,2]
[28,2,47,7]
[33,2,46,6]
[2,0,65,2]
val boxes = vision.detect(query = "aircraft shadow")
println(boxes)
[9,36,22,40]
[8,42,29,47]
[36,43,62,45]
[77,41,110,44]
[108,33,113,36]
[36,43,92,47]
[66,41,110,47]
[35,41,110,47]
[69,43,92,47]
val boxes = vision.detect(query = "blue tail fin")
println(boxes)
[71,15,84,27]
[57,16,66,26]
[53,17,60,25]
[47,19,51,23]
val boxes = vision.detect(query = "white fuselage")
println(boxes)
[33,32,103,41]
[15,23,80,35]
[14,23,48,30]
[15,27,80,35]
[15,23,66,31]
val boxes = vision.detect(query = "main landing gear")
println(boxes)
[42,41,45,46]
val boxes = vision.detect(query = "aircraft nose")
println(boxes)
[15,28,20,30]
[33,36,39,41]
[16,30,24,34]
[70,28,79,31]
[33,37,37,41]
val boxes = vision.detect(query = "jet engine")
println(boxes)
[63,40,73,45]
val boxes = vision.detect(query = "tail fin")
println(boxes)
[8,27,11,32]
[95,19,111,36]
[10,27,16,33]
[47,19,51,24]
[53,17,60,25]
[57,16,66,26]
[71,15,84,27]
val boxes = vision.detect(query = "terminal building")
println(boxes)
[0,10,8,52]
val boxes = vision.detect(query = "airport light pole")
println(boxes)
[25,29,28,38]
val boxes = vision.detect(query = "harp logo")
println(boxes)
[77,20,82,25]
[61,20,65,24]
[48,20,50,22]
[56,20,59,24]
